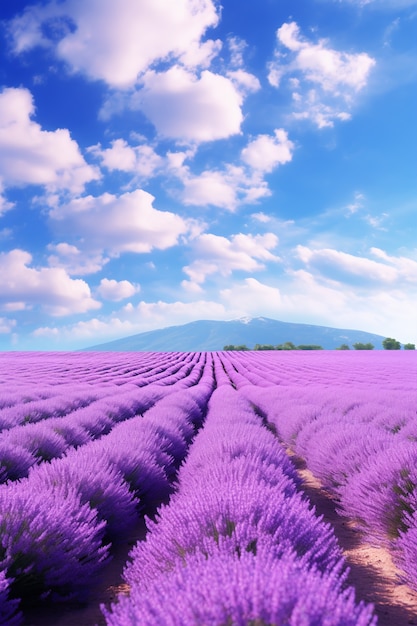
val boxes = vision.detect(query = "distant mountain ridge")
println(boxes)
[84,317,389,351]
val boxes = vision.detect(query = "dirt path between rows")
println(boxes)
[292,453,417,626]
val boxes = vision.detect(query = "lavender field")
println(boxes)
[0,350,416,625]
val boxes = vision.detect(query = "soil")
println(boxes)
[21,459,417,626]
[293,454,417,626]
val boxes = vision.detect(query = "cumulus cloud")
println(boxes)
[296,245,417,287]
[100,62,260,145]
[133,67,245,142]
[220,278,283,314]
[226,69,261,95]
[0,317,17,334]
[270,22,375,91]
[268,22,375,127]
[0,249,101,316]
[218,268,417,344]
[47,242,107,275]
[0,182,14,216]
[49,189,191,256]
[170,129,294,210]
[96,278,139,301]
[285,268,417,343]
[370,247,417,282]
[0,87,99,193]
[227,36,248,68]
[90,139,164,178]
[251,212,271,223]
[8,0,220,87]
[179,166,253,211]
[30,261,417,348]
[182,232,280,288]
[241,129,294,172]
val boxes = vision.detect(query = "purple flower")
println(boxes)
[0,571,22,626]
[104,547,376,626]
[0,483,108,602]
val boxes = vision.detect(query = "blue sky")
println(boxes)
[0,0,416,350]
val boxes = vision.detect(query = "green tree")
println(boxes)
[296,344,323,350]
[336,344,350,350]
[254,344,275,350]
[382,337,401,350]
[353,342,374,350]
[404,343,416,350]
[223,344,249,351]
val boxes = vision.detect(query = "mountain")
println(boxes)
[83,317,388,351]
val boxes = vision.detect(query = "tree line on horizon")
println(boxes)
[223,338,416,351]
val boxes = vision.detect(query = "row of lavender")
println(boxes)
[105,384,375,625]
[0,352,214,624]
[0,352,205,484]
[0,351,201,419]
[0,349,414,623]
[221,350,417,591]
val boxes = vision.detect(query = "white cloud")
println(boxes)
[291,89,352,129]
[285,268,417,343]
[0,249,101,316]
[226,69,261,94]
[345,191,365,215]
[364,213,389,230]
[268,22,375,128]
[47,242,107,275]
[134,67,244,142]
[227,36,248,68]
[219,269,417,344]
[8,0,220,87]
[96,278,139,301]
[98,64,254,145]
[179,167,248,211]
[251,212,271,223]
[296,245,417,287]
[49,189,191,256]
[241,129,294,172]
[29,262,417,348]
[370,247,417,282]
[91,139,164,178]
[221,278,283,315]
[170,129,294,210]
[272,22,375,91]
[0,317,17,334]
[1,302,26,312]
[183,232,280,287]
[0,87,99,193]
[179,38,223,69]
[0,182,14,216]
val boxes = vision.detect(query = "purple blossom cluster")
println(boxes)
[0,349,414,623]
[0,384,171,483]
[107,548,375,626]
[104,383,375,625]
[0,572,21,626]
[0,353,214,620]
[238,351,417,590]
